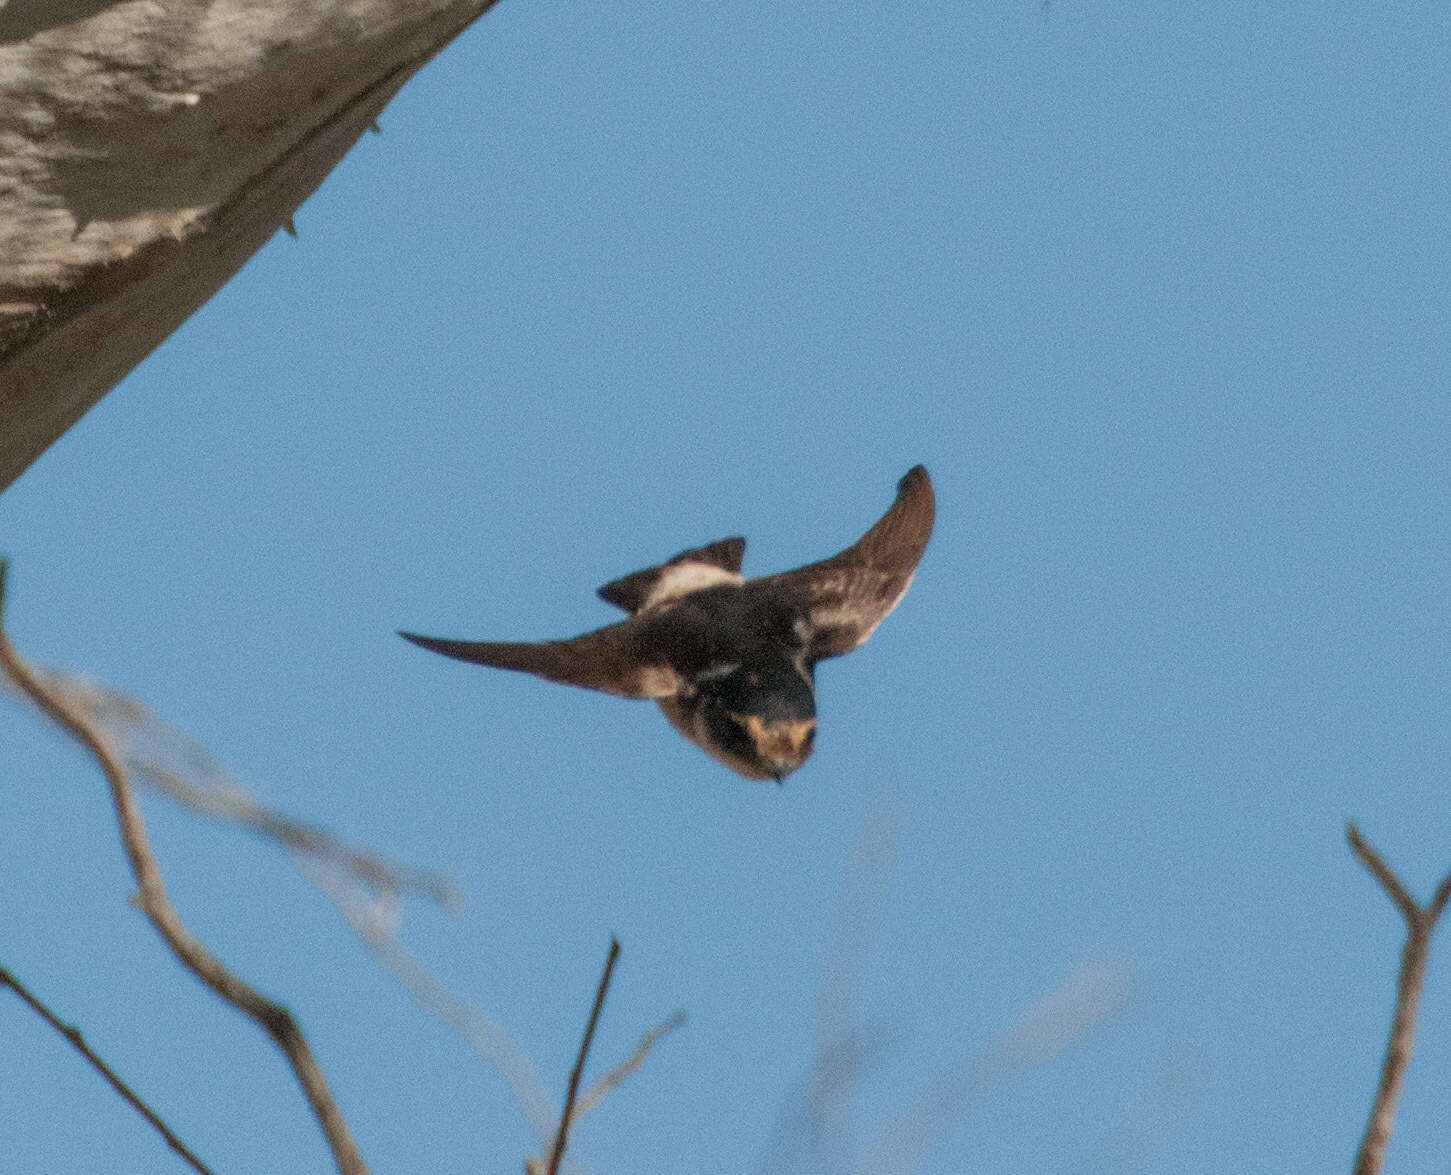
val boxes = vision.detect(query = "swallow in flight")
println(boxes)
[400,466,934,782]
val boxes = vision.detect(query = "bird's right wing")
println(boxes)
[399,622,682,698]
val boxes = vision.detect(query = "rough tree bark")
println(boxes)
[0,0,500,493]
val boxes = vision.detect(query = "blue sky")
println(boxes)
[4,2,1451,1172]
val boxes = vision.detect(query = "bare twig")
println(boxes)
[317,856,675,1174]
[0,561,368,1175]
[546,939,621,1175]
[574,1010,685,1119]
[1347,823,1451,1175]
[315,861,677,1170]
[0,963,215,1175]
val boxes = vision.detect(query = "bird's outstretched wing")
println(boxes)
[753,465,935,662]
[398,623,682,698]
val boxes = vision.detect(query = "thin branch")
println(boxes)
[0,561,368,1175]
[316,856,674,1167]
[573,1010,685,1120]
[0,964,215,1175]
[546,938,621,1175]
[1348,824,1419,925]
[1430,873,1451,924]
[1346,822,1451,1175]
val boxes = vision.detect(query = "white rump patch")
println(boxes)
[642,562,743,610]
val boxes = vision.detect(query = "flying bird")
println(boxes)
[400,466,934,782]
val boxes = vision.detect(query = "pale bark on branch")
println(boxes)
[0,0,500,493]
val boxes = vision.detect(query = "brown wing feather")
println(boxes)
[398,624,681,698]
[753,465,934,662]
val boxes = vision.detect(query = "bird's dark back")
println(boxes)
[628,584,807,679]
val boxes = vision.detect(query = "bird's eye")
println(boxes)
[709,710,757,758]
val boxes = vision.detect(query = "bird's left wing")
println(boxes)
[752,465,935,662]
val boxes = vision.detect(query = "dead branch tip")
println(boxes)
[1347,823,1451,1175]
[545,938,621,1175]
[1347,823,1418,926]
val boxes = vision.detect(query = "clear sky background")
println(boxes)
[4,3,1451,1172]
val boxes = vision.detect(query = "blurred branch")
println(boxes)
[0,561,368,1175]
[301,857,563,1149]
[543,939,621,1175]
[815,795,900,1157]
[1068,1040,1201,1175]
[0,963,214,1175]
[1347,823,1451,1175]
[324,872,677,1175]
[855,959,1133,1175]
[300,817,680,1163]
[12,667,461,911]
[759,792,902,1175]
[758,790,1131,1175]
[574,1010,685,1119]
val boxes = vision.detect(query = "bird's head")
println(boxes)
[695,660,817,782]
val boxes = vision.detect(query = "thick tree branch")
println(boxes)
[0,561,368,1175]
[1347,823,1451,1175]
[0,962,214,1175]
[0,0,501,493]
